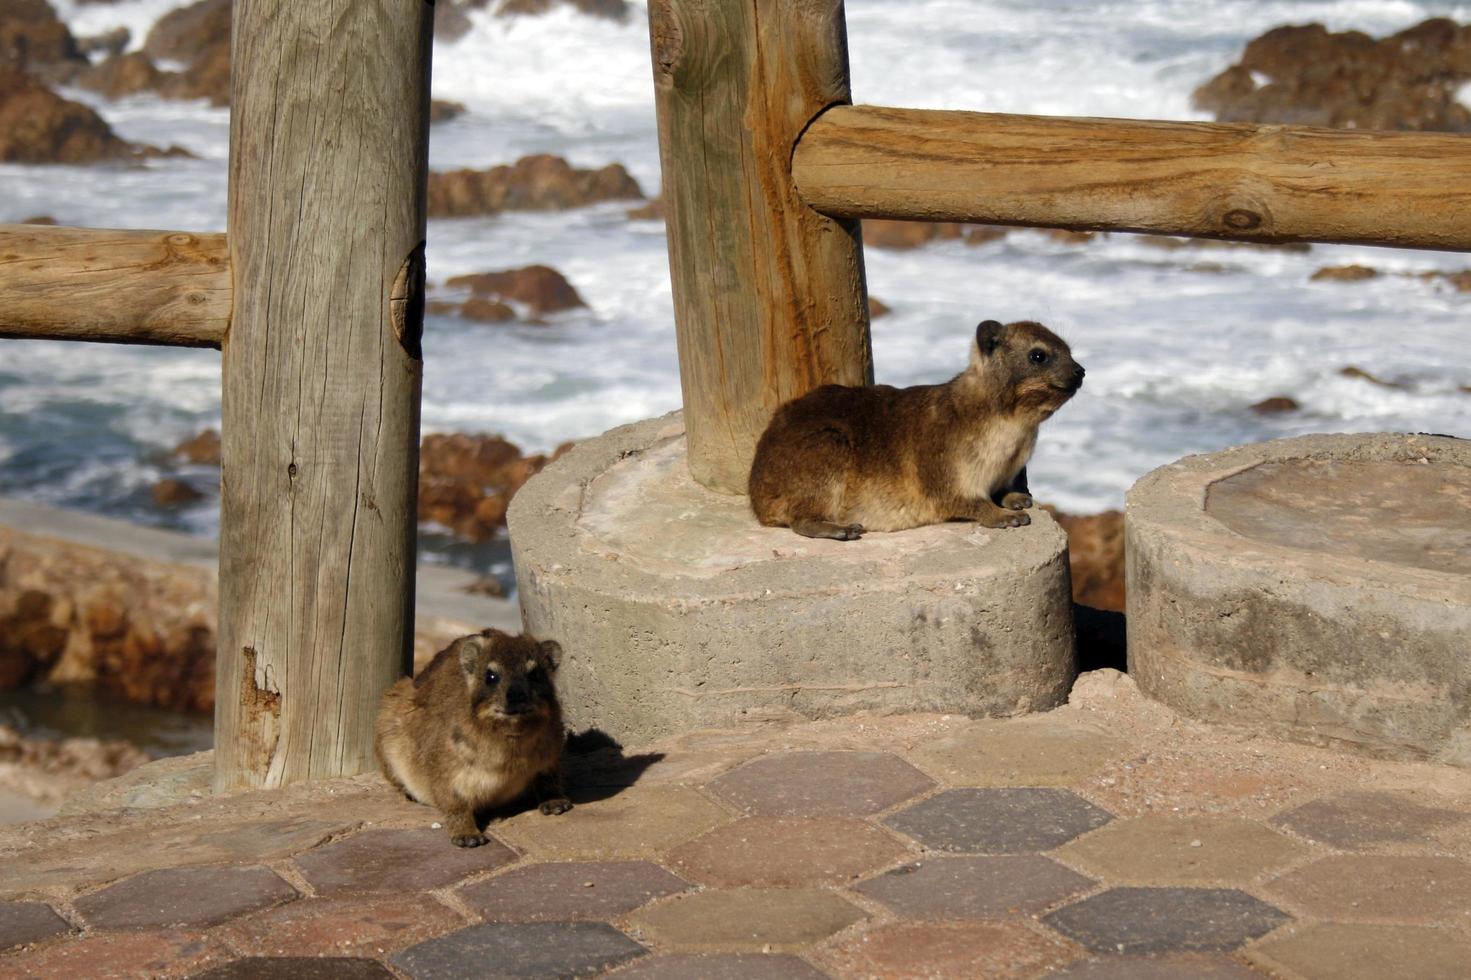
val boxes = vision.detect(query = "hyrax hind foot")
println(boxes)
[970,501,1031,529]
[446,810,487,848]
[1000,491,1033,511]
[539,798,573,815]
[792,518,865,541]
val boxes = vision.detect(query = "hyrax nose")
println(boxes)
[504,682,531,714]
[1072,365,1086,388]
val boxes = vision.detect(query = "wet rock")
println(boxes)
[965,225,1009,246]
[1311,264,1379,282]
[1251,396,1301,414]
[0,724,149,807]
[464,577,507,598]
[1416,269,1471,292]
[460,297,518,323]
[0,67,156,163]
[445,265,586,315]
[0,0,84,83]
[1046,509,1125,613]
[1045,229,1097,245]
[1136,234,1311,253]
[868,297,892,319]
[435,1,474,42]
[77,52,164,100]
[158,39,230,105]
[1339,365,1401,388]
[862,219,966,250]
[626,197,665,221]
[173,428,221,465]
[151,478,204,508]
[76,26,131,59]
[0,590,67,689]
[430,99,466,124]
[1194,19,1471,132]
[494,0,629,22]
[427,154,644,218]
[22,214,56,224]
[144,0,230,64]
[419,434,571,542]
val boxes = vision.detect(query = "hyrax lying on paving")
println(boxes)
[375,629,571,847]
[749,319,1084,540]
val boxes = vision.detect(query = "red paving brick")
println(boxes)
[215,894,465,957]
[667,816,907,886]
[293,828,516,895]
[0,903,70,952]
[816,920,1077,979]
[458,861,688,921]
[74,866,297,931]
[706,751,934,817]
[0,930,226,980]
[855,854,1093,918]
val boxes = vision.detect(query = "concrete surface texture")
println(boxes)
[3,670,1471,978]
[508,414,1077,745]
[1126,432,1471,766]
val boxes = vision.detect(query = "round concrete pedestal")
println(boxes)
[1127,432,1471,765]
[508,414,1076,744]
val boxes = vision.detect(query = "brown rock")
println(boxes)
[0,0,83,81]
[1417,269,1471,292]
[418,433,554,541]
[430,99,466,124]
[1311,263,1379,282]
[626,197,665,221]
[427,154,644,218]
[0,724,150,806]
[495,0,629,22]
[425,300,460,316]
[862,219,966,250]
[77,52,164,100]
[76,26,131,59]
[1251,396,1300,414]
[173,428,222,465]
[1339,365,1400,388]
[1136,235,1311,253]
[157,38,230,106]
[143,0,231,63]
[1046,229,1097,245]
[965,225,1009,246]
[151,478,204,507]
[0,591,67,689]
[435,2,474,42]
[446,265,585,315]
[1046,509,1124,613]
[461,297,518,323]
[22,214,56,224]
[0,67,148,163]
[868,297,892,319]
[1194,20,1471,132]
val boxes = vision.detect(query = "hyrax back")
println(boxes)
[749,319,1084,540]
[374,628,570,847]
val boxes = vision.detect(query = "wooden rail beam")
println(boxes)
[0,224,229,347]
[794,106,1471,251]
[649,0,872,494]
[215,0,432,790]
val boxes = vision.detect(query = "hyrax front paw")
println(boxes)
[539,797,573,816]
[451,832,488,847]
[976,509,1031,529]
[1001,492,1033,511]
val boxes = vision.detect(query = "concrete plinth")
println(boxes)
[508,415,1076,744]
[1127,432,1471,765]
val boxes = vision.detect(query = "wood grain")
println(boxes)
[794,105,1471,250]
[649,0,872,493]
[215,0,432,790]
[0,224,229,347]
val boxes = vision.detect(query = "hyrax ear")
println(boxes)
[537,639,563,671]
[976,319,1004,356]
[453,634,485,675]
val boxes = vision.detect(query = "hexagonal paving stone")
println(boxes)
[493,786,730,860]
[0,901,71,951]
[706,751,934,818]
[628,888,865,951]
[608,953,830,979]
[816,921,1077,979]
[190,957,397,979]
[216,894,465,957]
[1247,922,1471,980]
[1271,791,1470,848]
[1041,887,1289,954]
[884,788,1112,853]
[0,929,226,978]
[1266,855,1471,925]
[1046,954,1267,979]
[293,828,516,896]
[855,855,1093,918]
[1055,814,1310,884]
[911,722,1132,787]
[74,866,297,930]
[458,861,689,921]
[667,817,908,887]
[393,921,646,979]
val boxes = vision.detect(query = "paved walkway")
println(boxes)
[2,670,1469,979]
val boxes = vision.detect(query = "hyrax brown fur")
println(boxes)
[375,629,571,847]
[749,319,1084,540]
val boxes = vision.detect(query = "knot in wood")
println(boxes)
[389,242,426,361]
[287,462,298,479]
[649,0,682,79]
[1223,209,1262,231]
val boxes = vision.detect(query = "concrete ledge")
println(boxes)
[1126,432,1471,765]
[508,414,1077,744]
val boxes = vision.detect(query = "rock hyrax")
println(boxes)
[375,628,571,847]
[749,319,1084,539]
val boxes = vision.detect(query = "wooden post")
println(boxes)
[648,0,872,493]
[215,0,432,790]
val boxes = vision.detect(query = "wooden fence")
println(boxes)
[0,0,1464,786]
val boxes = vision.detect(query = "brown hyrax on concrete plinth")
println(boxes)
[1127,432,1471,766]
[508,414,1076,746]
[750,320,1084,540]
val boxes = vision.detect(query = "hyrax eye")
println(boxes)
[484,670,500,687]
[1029,349,1049,365]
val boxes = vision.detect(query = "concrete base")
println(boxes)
[1127,432,1471,765]
[508,414,1077,744]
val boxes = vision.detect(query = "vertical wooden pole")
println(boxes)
[215,0,431,790]
[648,0,872,493]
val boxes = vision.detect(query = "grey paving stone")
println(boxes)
[1271,791,1470,848]
[189,957,397,979]
[393,921,647,979]
[608,953,830,979]
[458,861,688,921]
[1045,954,1267,978]
[1042,887,1289,955]
[884,788,1112,853]
[0,901,71,951]
[706,751,935,817]
[855,855,1094,918]
[294,828,516,895]
[74,866,297,930]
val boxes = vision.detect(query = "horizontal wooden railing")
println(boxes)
[793,106,1471,251]
[0,224,230,348]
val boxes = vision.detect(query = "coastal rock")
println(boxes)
[76,26,131,59]
[419,433,572,541]
[460,297,518,323]
[0,67,150,163]
[966,225,1009,245]
[1045,229,1097,245]
[861,219,966,250]
[1251,396,1301,414]
[22,215,56,224]
[1311,264,1379,282]
[1339,365,1401,388]
[0,591,67,689]
[157,38,230,105]
[0,0,84,83]
[1417,269,1471,292]
[445,264,586,314]
[151,478,204,507]
[427,154,644,218]
[868,297,892,319]
[493,0,629,22]
[626,197,665,221]
[1136,235,1311,253]
[430,99,466,124]
[143,0,230,63]
[1194,19,1471,132]
[77,52,164,100]
[1046,509,1125,613]
[173,428,221,465]
[435,1,474,42]
[0,724,149,807]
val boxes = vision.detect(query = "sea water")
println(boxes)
[3,0,1469,576]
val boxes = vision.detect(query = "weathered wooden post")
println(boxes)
[648,0,872,493]
[214,0,433,790]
